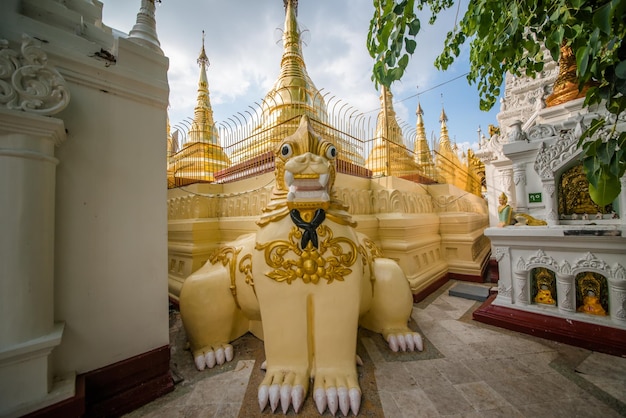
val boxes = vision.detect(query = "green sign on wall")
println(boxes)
[529,193,542,203]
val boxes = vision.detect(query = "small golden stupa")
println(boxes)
[365,86,419,177]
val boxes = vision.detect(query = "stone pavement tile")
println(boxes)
[517,397,623,418]
[516,351,560,375]
[429,359,481,385]
[435,342,485,361]
[378,390,403,417]
[576,351,626,382]
[462,405,525,418]
[580,374,626,404]
[373,362,419,392]
[421,327,463,348]
[466,341,510,359]
[437,320,486,345]
[420,383,475,416]
[404,360,451,388]
[541,371,587,399]
[485,375,554,407]
[454,381,511,412]
[217,403,243,418]
[362,337,385,364]
[463,357,529,382]
[390,389,440,418]
[494,335,554,356]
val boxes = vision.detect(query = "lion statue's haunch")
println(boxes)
[179,115,423,416]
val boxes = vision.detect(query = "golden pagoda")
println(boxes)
[413,102,436,179]
[167,32,230,186]
[435,106,465,188]
[228,0,364,167]
[365,86,419,177]
[545,43,590,107]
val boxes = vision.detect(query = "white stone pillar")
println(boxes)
[0,34,72,417]
[513,163,528,213]
[608,266,626,324]
[0,110,70,416]
[542,180,559,225]
[619,175,626,221]
[513,268,530,305]
[556,272,576,313]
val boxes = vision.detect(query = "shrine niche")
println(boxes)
[558,164,612,220]
[576,271,609,316]
[532,267,556,306]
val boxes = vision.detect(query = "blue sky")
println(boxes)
[102,0,501,152]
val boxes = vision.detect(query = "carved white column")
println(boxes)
[608,265,626,324]
[556,275,575,313]
[0,35,71,417]
[542,180,559,225]
[513,163,528,213]
[513,265,530,305]
[494,246,513,304]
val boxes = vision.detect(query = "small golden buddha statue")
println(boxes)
[578,290,607,316]
[535,284,556,305]
[497,192,512,227]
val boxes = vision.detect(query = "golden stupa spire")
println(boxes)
[188,31,219,144]
[414,101,435,168]
[365,86,418,176]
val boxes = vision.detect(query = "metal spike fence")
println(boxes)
[167,89,483,195]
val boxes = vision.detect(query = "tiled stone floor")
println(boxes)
[125,281,626,417]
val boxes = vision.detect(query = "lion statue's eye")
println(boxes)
[325,145,337,159]
[280,143,293,158]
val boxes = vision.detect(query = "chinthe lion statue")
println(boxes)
[179,115,423,416]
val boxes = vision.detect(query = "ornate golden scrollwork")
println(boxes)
[238,253,255,294]
[209,246,242,308]
[256,225,358,284]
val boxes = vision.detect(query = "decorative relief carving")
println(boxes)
[471,235,490,260]
[168,186,445,220]
[0,34,70,115]
[534,129,580,180]
[513,164,527,186]
[527,124,556,141]
[560,283,573,310]
[572,252,611,276]
[494,246,509,262]
[498,283,512,298]
[615,293,626,320]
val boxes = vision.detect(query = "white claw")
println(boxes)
[258,385,269,411]
[269,384,280,412]
[356,354,363,366]
[215,347,225,365]
[327,387,338,416]
[224,344,234,362]
[280,384,292,414]
[414,334,424,351]
[205,351,216,368]
[338,387,349,416]
[388,335,399,352]
[292,385,304,413]
[398,334,407,352]
[194,355,206,371]
[260,360,267,370]
[349,388,361,416]
[314,387,327,414]
[405,333,415,351]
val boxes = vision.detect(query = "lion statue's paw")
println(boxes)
[385,331,423,353]
[193,343,234,370]
[258,369,309,414]
[313,371,361,416]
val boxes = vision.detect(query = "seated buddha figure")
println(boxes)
[497,192,512,227]
[578,290,607,316]
[535,284,556,305]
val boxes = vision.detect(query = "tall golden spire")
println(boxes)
[188,31,219,144]
[168,32,230,185]
[436,104,464,187]
[413,101,435,170]
[230,1,363,167]
[365,86,418,177]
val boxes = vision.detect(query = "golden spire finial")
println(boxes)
[414,101,434,168]
[198,30,209,68]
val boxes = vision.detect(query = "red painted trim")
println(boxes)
[474,294,626,357]
[25,345,174,418]
[413,274,449,303]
